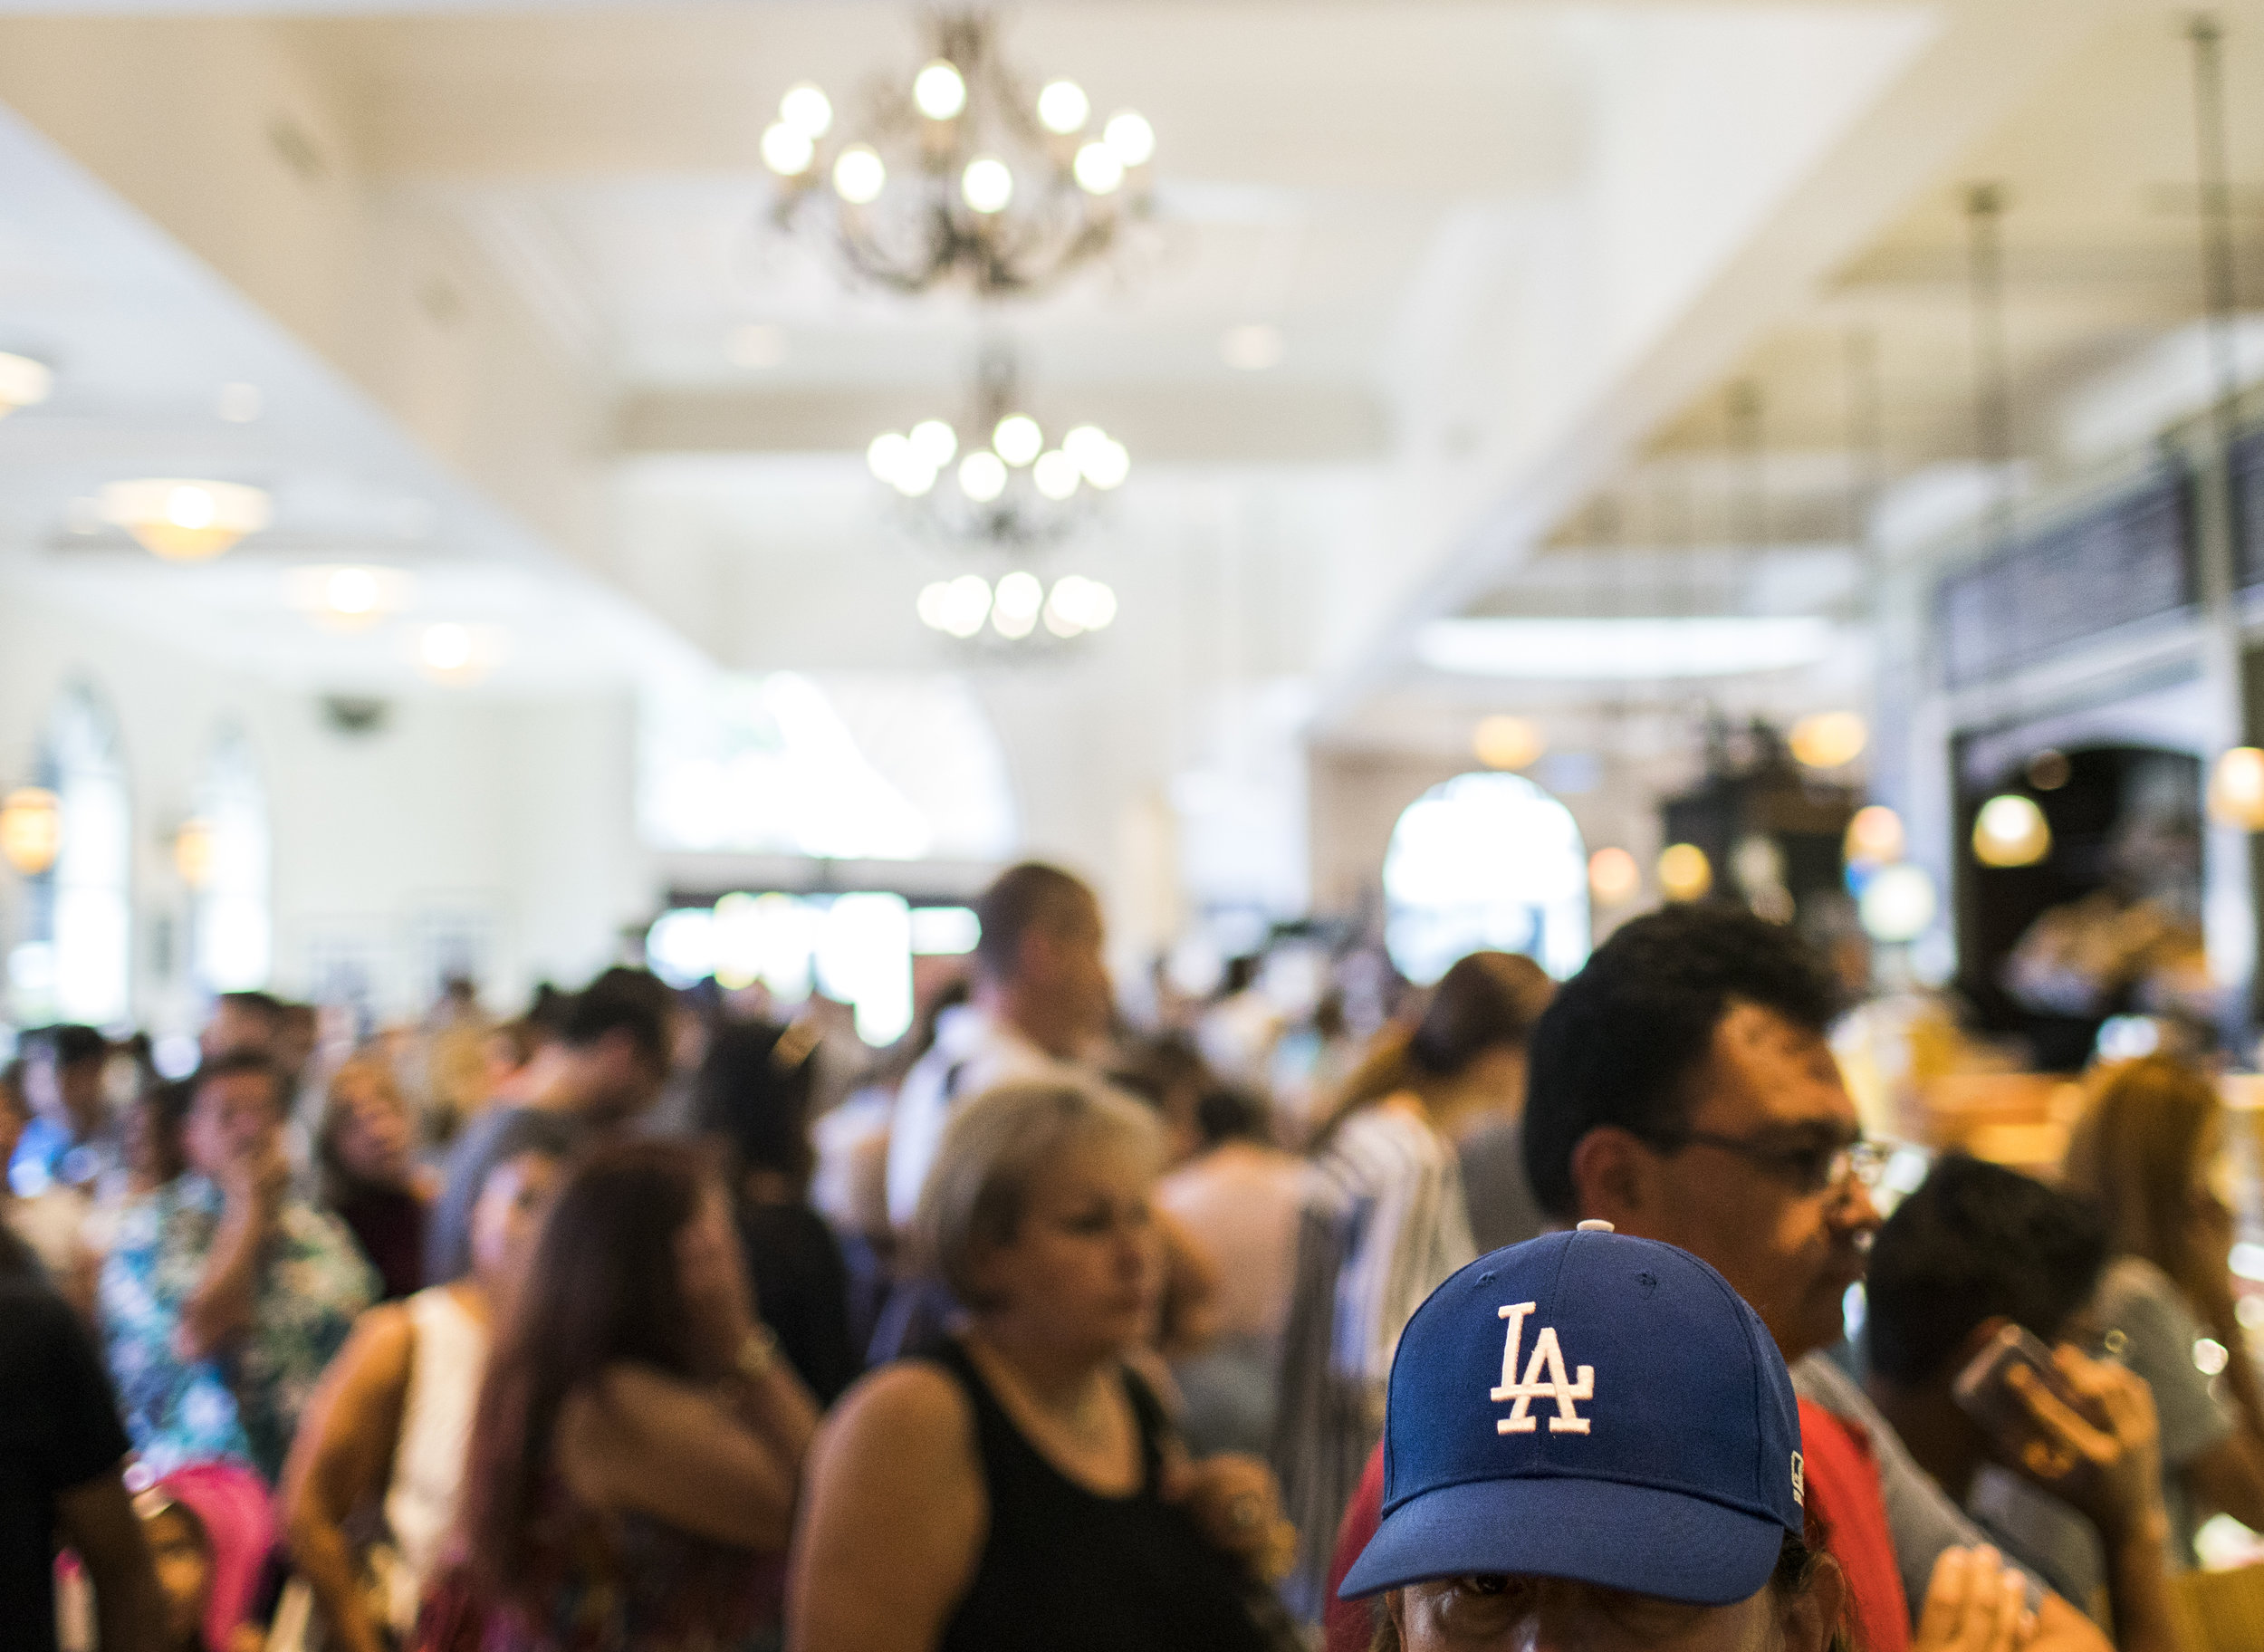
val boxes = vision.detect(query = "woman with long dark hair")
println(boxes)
[436,1141,819,1651]
[2064,1055,2264,1560]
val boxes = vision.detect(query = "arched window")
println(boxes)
[188,726,272,994]
[11,685,132,1026]
[1383,771,1589,985]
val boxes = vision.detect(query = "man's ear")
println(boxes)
[1780,1550,1848,1652]
[1569,1126,1649,1229]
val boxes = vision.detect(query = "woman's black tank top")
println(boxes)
[928,1337,1276,1652]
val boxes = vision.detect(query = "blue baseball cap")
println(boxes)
[1339,1222,1806,1606]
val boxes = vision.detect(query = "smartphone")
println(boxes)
[1951,1322,2100,1492]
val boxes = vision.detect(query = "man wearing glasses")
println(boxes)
[1324,904,2107,1652]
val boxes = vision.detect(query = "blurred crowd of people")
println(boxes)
[5,864,2264,1651]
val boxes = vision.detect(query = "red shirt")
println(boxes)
[1322,1400,1911,1652]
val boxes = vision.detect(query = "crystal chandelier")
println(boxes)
[867,348,1128,552]
[917,569,1118,652]
[761,12,1155,297]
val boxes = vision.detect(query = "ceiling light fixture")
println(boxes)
[867,348,1127,552]
[1588,846,1641,906]
[416,622,506,687]
[1789,711,1868,770]
[1417,617,1835,680]
[1971,793,2050,868]
[101,478,271,561]
[763,13,1154,297]
[917,571,1116,653]
[2209,744,2264,830]
[1657,842,1713,903]
[0,787,62,877]
[0,352,53,417]
[1472,715,1545,772]
[283,564,414,633]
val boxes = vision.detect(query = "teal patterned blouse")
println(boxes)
[100,1173,377,1480]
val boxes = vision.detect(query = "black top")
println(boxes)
[0,1278,132,1652]
[338,1185,428,1301]
[735,1197,858,1406]
[927,1337,1273,1652]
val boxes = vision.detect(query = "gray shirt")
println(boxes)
[1793,1351,2053,1620]
[2093,1255,2236,1569]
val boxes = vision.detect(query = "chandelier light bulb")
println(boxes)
[893,456,939,497]
[916,581,953,631]
[961,157,1014,215]
[1061,425,1108,463]
[908,418,958,467]
[959,449,1009,502]
[914,59,968,120]
[1073,142,1125,196]
[993,571,1044,638]
[868,432,910,485]
[0,351,53,417]
[780,82,833,139]
[1037,79,1090,134]
[942,573,992,637]
[761,121,817,178]
[1080,437,1130,490]
[1103,110,1156,167]
[1032,450,1081,500]
[1971,793,2051,868]
[832,145,887,205]
[1046,574,1118,634]
[993,413,1043,466]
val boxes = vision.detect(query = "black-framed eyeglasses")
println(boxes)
[1642,1129,1892,1198]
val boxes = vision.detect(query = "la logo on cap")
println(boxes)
[1489,1302,1595,1435]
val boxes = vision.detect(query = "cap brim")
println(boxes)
[1338,1474,1787,1607]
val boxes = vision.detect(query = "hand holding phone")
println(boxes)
[1952,1321,2165,1540]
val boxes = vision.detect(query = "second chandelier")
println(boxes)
[760,12,1156,298]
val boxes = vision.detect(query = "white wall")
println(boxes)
[0,581,654,1034]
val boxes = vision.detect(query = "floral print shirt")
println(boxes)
[100,1173,376,1480]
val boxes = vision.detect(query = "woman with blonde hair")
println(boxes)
[790,1080,1294,1652]
[2064,1053,2264,1562]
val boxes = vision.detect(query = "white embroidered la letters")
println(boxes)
[1489,1302,1596,1435]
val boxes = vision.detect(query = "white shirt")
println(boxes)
[883,1004,1079,1230]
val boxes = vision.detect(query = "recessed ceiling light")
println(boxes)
[1220,323,1284,371]
[726,323,786,369]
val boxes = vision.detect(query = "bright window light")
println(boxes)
[1384,772,1588,984]
[817,892,914,1044]
[646,908,716,989]
[910,906,982,956]
[1416,617,1836,680]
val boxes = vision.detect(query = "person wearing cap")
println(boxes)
[1342,1224,2036,1652]
[1324,907,2108,1652]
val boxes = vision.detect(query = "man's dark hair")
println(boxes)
[188,1048,283,1112]
[1866,1154,2109,1388]
[1194,1083,1271,1151]
[973,862,1093,982]
[37,1023,108,1069]
[559,967,673,1069]
[216,990,285,1023]
[1522,903,1844,1219]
